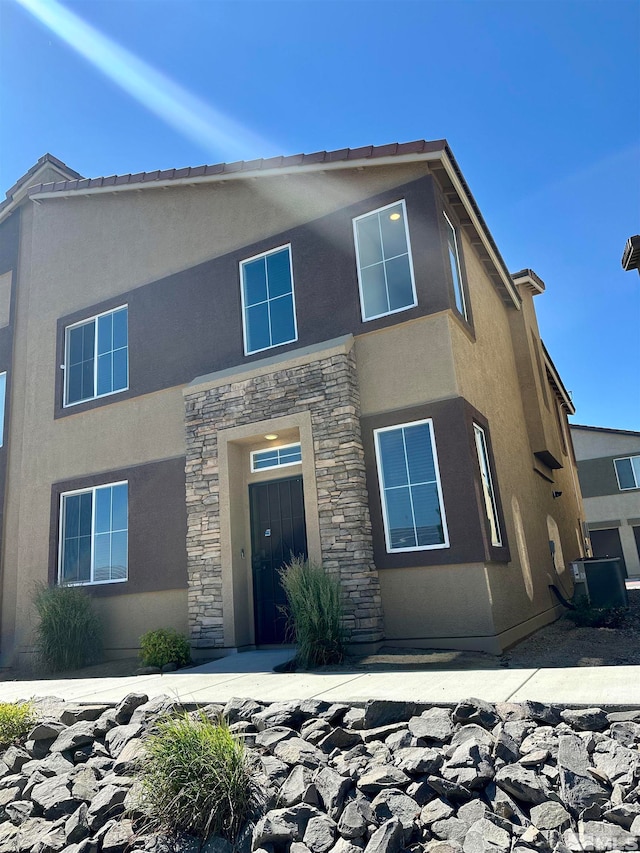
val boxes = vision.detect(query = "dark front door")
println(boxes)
[249,476,308,645]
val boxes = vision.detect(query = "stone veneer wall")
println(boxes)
[184,345,384,649]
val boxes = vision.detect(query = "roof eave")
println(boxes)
[542,342,575,414]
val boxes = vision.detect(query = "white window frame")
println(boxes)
[473,423,502,547]
[443,211,468,321]
[353,199,418,323]
[239,244,298,356]
[57,480,128,587]
[250,442,302,473]
[0,372,6,447]
[374,418,449,553]
[63,304,129,408]
[614,455,640,491]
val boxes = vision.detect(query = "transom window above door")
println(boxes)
[353,200,417,322]
[240,245,298,355]
[64,306,128,406]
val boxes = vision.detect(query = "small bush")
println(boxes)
[139,628,190,669]
[567,595,628,629]
[0,702,35,749]
[33,584,102,672]
[280,556,345,669]
[136,712,257,840]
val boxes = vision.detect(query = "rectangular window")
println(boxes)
[64,306,128,406]
[240,245,297,355]
[353,200,417,322]
[614,456,640,490]
[0,372,6,447]
[374,419,449,552]
[443,212,468,320]
[473,424,502,546]
[251,442,302,472]
[59,482,128,585]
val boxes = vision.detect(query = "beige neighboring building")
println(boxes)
[570,425,640,578]
[0,141,586,667]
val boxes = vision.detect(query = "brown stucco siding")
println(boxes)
[361,397,510,571]
[53,174,454,418]
[48,456,187,597]
[578,456,632,498]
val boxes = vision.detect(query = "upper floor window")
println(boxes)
[59,481,128,585]
[473,423,502,546]
[64,306,128,406]
[240,245,297,355]
[353,201,417,322]
[443,211,468,320]
[615,455,640,491]
[374,419,449,552]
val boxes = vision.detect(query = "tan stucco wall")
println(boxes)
[93,589,188,658]
[355,314,458,416]
[448,231,585,642]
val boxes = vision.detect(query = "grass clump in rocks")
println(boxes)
[137,711,257,842]
[32,583,103,672]
[139,627,191,669]
[0,701,35,749]
[280,556,345,669]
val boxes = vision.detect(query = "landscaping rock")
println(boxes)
[337,801,368,839]
[362,818,403,853]
[303,814,336,853]
[408,709,453,743]
[461,818,511,853]
[86,784,128,830]
[50,722,96,755]
[274,738,327,769]
[362,702,417,730]
[453,699,500,731]
[494,765,548,804]
[358,766,409,795]
[371,789,419,842]
[560,708,609,732]
[529,801,571,830]
[30,776,81,819]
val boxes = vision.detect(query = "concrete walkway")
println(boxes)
[2,649,640,708]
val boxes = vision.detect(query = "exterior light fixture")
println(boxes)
[552,490,562,499]
[389,212,401,221]
[264,434,278,440]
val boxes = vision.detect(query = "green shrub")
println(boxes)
[279,556,345,669]
[567,595,628,628]
[136,712,257,840]
[139,628,190,668]
[0,702,35,749]
[33,584,102,672]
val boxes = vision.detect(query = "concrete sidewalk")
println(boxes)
[2,650,640,708]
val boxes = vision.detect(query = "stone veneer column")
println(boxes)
[183,341,384,648]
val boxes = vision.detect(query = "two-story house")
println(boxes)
[570,424,640,579]
[0,141,586,667]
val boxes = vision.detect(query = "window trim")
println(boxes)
[0,371,6,448]
[443,210,468,321]
[353,199,418,323]
[239,244,298,357]
[62,304,129,408]
[250,442,302,473]
[57,480,128,587]
[473,423,502,547]
[614,455,640,491]
[374,417,450,553]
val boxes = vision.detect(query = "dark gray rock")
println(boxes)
[303,814,336,853]
[113,737,145,774]
[569,820,638,851]
[361,723,408,744]
[260,754,291,786]
[114,693,148,725]
[385,730,413,751]
[420,799,454,826]
[494,765,548,804]
[70,765,100,801]
[519,749,549,767]
[314,766,352,818]
[60,705,108,726]
[362,701,418,730]
[224,697,264,725]
[427,777,473,803]
[30,776,81,819]
[492,728,519,764]
[456,800,488,827]
[559,768,609,817]
[254,702,313,732]
[201,837,234,853]
[371,788,419,842]
[450,724,495,750]
[28,720,67,742]
[521,701,562,726]
[65,803,90,844]
[358,766,410,795]
[130,695,179,727]
[279,766,314,807]
[557,733,590,776]
[363,818,403,853]
[462,818,511,853]
[603,802,640,829]
[105,722,144,759]
[425,843,463,853]
[394,746,443,776]
[318,728,362,753]
[453,698,500,731]
[93,708,118,738]
[4,799,34,824]
[408,709,453,743]
[593,738,640,786]
[14,817,57,853]
[529,801,571,830]
[102,817,135,852]
[338,801,369,839]
[431,818,468,845]
[560,708,609,732]
[256,726,297,751]
[610,721,640,747]
[300,719,331,745]
[252,804,324,848]
[50,721,95,754]
[1,746,30,773]
[86,784,128,830]
[442,740,495,790]
[274,738,327,769]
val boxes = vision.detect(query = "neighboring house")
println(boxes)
[0,140,586,667]
[570,425,640,578]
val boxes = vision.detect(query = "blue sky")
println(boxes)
[1,0,638,430]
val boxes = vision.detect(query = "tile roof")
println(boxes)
[26,139,447,197]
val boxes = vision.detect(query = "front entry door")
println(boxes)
[249,476,308,644]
